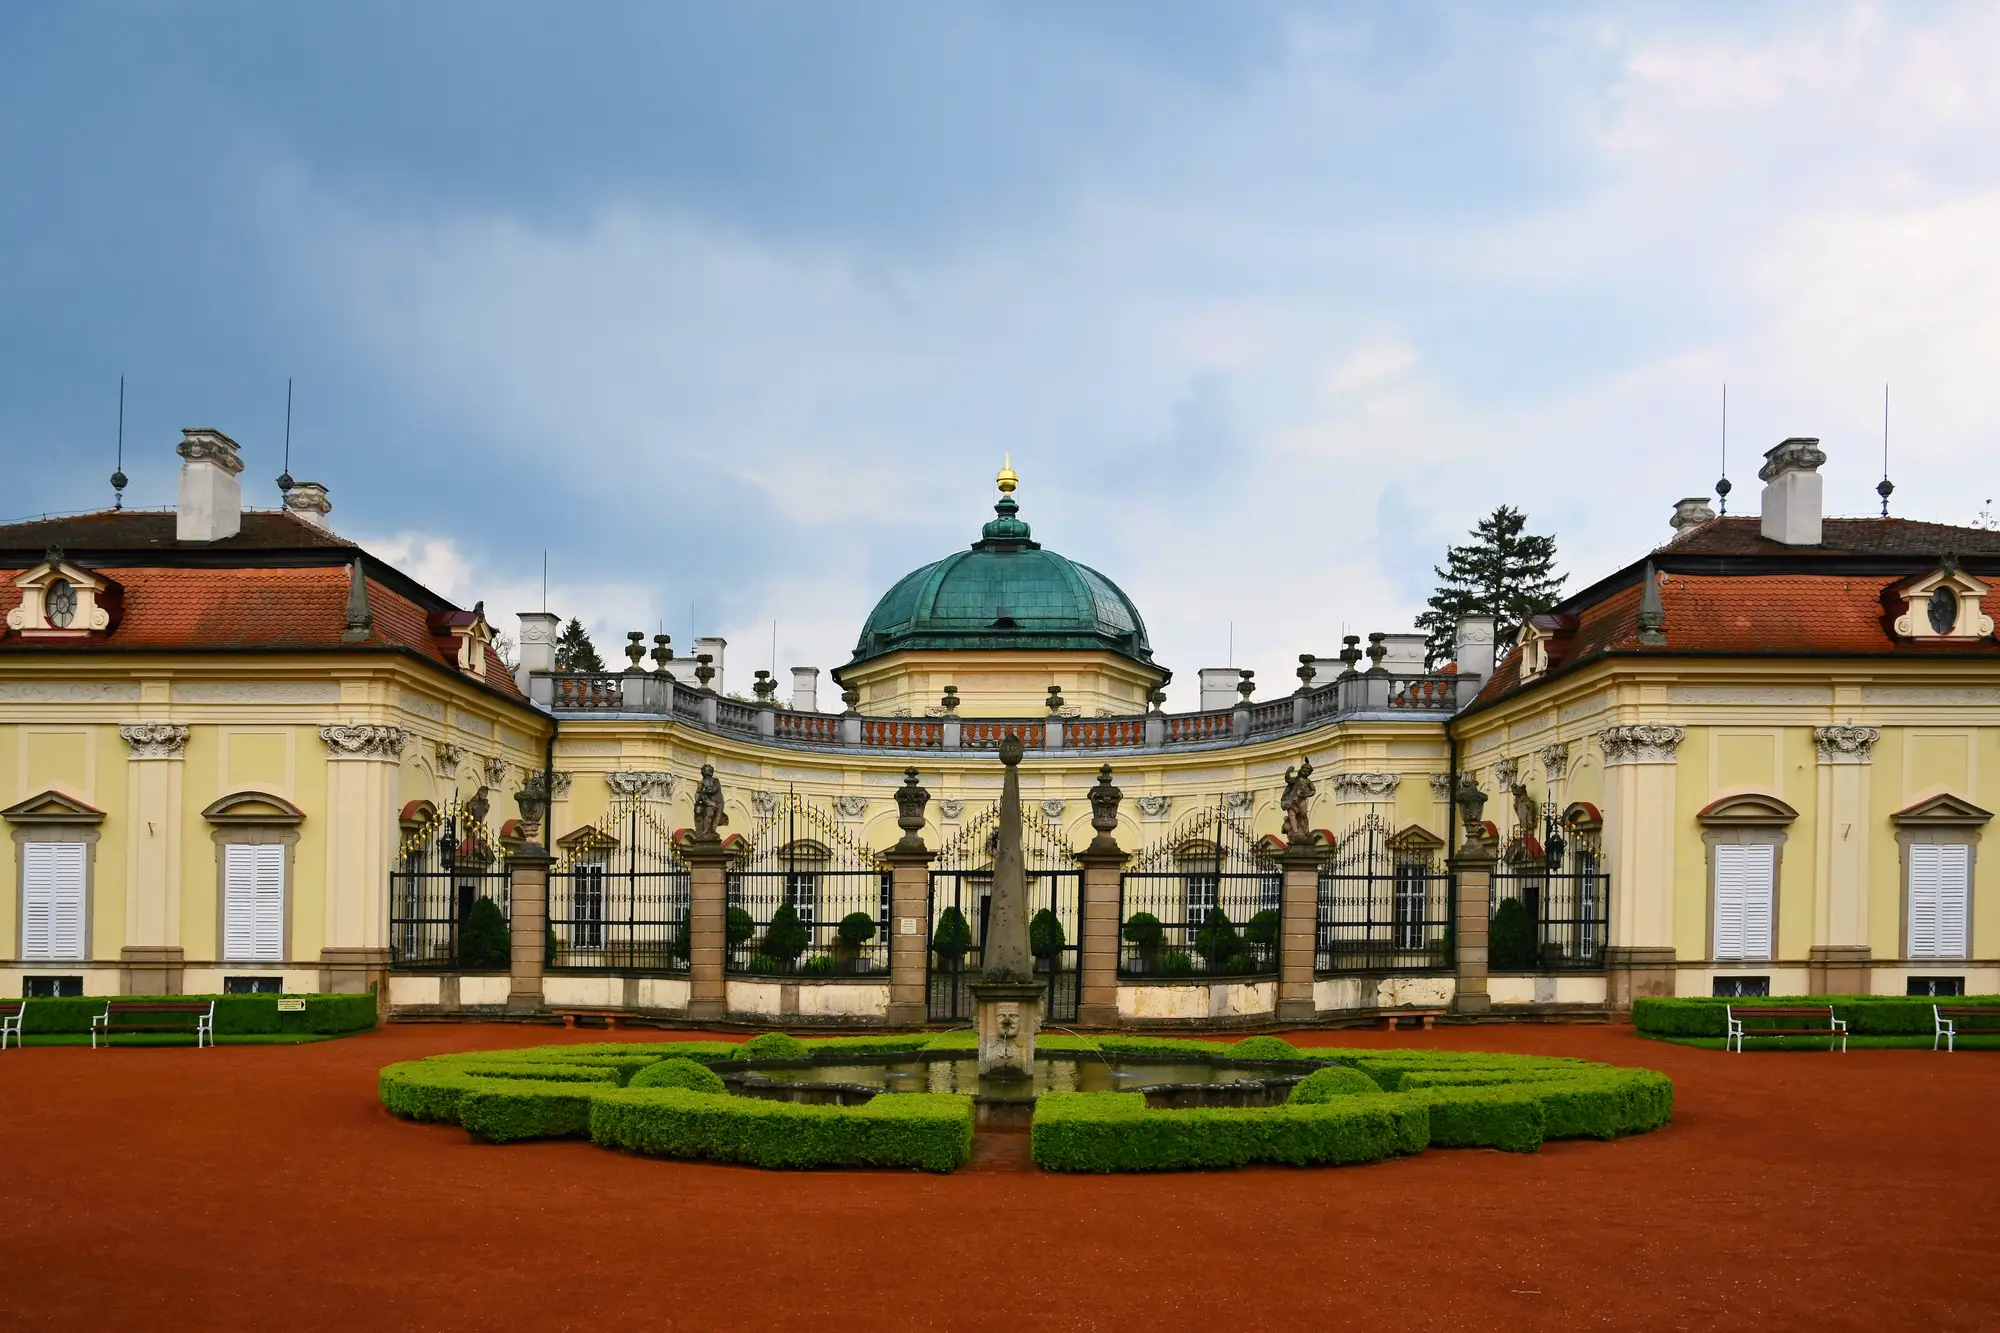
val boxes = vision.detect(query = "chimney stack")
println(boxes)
[515,611,561,693]
[790,666,821,712]
[176,429,244,543]
[1759,437,1826,546]
[1453,614,1496,686]
[283,481,332,529]
[1670,496,1716,533]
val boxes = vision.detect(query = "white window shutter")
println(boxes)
[225,844,286,962]
[23,842,85,959]
[1714,844,1774,961]
[1911,844,1969,959]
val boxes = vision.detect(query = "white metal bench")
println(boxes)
[1934,1005,2000,1052]
[91,999,216,1048]
[0,1000,23,1050]
[1725,1003,1847,1053]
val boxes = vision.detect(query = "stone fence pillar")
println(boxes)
[882,847,935,1027]
[682,839,737,1021]
[506,846,552,1013]
[1276,840,1329,1024]
[1075,845,1128,1028]
[1451,833,1496,1015]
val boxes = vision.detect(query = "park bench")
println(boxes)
[1,999,22,1050]
[551,1007,626,1030]
[1725,1003,1846,1053]
[1933,1005,2000,1052]
[1372,1007,1445,1031]
[91,999,215,1048]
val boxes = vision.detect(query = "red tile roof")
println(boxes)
[1660,515,2000,558]
[0,508,355,553]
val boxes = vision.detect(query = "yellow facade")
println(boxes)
[834,648,1167,720]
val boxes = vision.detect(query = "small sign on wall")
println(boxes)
[899,917,920,936]
[275,997,307,1012]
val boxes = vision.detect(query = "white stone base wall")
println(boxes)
[1117,980,1275,1020]
[544,975,624,1008]
[1313,975,1457,1013]
[726,980,785,1016]
[636,977,691,1010]
[725,979,889,1019]
[459,975,511,1006]
[389,975,441,1007]
[1486,975,1607,1006]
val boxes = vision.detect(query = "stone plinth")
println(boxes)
[1276,837,1331,1023]
[1450,833,1498,1016]
[506,847,553,1013]
[970,981,1044,1079]
[682,837,740,1020]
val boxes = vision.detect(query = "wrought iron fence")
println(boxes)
[389,795,511,970]
[1490,810,1609,972]
[726,793,890,978]
[547,796,690,971]
[1315,812,1452,973]
[926,804,1081,1023]
[1118,804,1281,979]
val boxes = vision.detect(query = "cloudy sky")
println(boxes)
[6,2,2000,705]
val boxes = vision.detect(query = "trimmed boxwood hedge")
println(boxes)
[382,1034,1671,1174]
[17,993,376,1037]
[1633,994,2000,1039]
[629,1057,726,1092]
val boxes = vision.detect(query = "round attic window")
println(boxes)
[45,578,76,629]
[1928,586,1959,636]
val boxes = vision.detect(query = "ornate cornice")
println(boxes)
[1427,773,1453,802]
[318,723,410,761]
[1136,794,1172,818]
[1493,758,1518,789]
[1332,771,1402,802]
[834,794,868,819]
[119,722,189,761]
[483,756,510,787]
[938,798,966,820]
[434,742,466,779]
[1814,725,1881,765]
[752,790,779,818]
[1598,724,1686,766]
[1041,798,1067,819]
[1538,743,1570,781]
[1222,790,1254,813]
[606,770,675,800]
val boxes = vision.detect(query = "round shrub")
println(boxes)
[761,903,811,965]
[733,1031,808,1061]
[932,906,973,964]
[1234,1035,1302,1061]
[726,907,757,948]
[837,911,878,945]
[459,897,511,970]
[1245,908,1282,947]
[1029,908,1065,961]
[1121,911,1164,949]
[629,1057,726,1093]
[1288,1065,1382,1103]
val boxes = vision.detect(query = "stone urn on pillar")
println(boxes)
[969,734,1044,1079]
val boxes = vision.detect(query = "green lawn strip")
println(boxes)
[589,1087,973,1171]
[17,1032,338,1047]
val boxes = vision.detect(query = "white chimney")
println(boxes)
[1759,437,1825,546]
[1453,615,1496,685]
[176,428,244,543]
[1670,496,1716,533]
[283,481,332,529]
[790,666,821,712]
[516,611,560,692]
[1379,633,1427,674]
[1198,667,1240,712]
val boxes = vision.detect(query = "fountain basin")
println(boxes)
[721,1050,1309,1130]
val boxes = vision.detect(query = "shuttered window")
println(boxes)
[21,842,86,959]
[1713,843,1775,961]
[223,844,286,962]
[1908,843,1970,960]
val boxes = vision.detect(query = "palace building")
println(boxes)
[1,425,1994,1025]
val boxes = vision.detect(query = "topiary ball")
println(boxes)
[733,1031,808,1061]
[1287,1065,1382,1103]
[1234,1035,1302,1061]
[628,1057,726,1093]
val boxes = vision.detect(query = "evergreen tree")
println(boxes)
[552,617,604,672]
[1415,505,1566,668]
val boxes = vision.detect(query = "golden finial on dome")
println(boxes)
[996,452,1019,495]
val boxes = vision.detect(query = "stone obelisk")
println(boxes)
[970,734,1043,1078]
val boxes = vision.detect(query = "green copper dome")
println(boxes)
[840,488,1156,671]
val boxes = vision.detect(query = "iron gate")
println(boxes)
[1315,812,1452,973]
[1491,802,1609,971]
[389,792,511,969]
[1118,803,1282,979]
[727,793,891,977]
[548,795,690,970]
[926,804,1081,1024]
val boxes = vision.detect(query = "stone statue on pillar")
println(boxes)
[893,767,930,853]
[1281,758,1317,844]
[692,763,728,842]
[1087,764,1123,854]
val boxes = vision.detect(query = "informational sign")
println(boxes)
[275,997,307,1012]
[899,917,920,936]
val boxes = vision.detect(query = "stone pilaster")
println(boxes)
[881,846,935,1027]
[1450,834,1496,1015]
[681,839,737,1020]
[318,723,408,1003]
[1075,845,1129,1028]
[1276,838,1330,1023]
[506,847,553,1012]
[119,723,188,995]
[1813,725,1881,995]
[1599,723,1686,1011]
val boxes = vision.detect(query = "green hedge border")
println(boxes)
[11,993,377,1040]
[1632,995,2000,1039]
[380,1033,1672,1173]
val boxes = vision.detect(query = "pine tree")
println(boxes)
[1415,505,1566,667]
[552,617,604,673]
